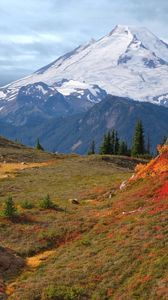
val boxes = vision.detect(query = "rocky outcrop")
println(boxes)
[0,246,24,277]
[0,247,24,299]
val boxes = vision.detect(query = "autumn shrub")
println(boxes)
[42,285,86,300]
[80,235,91,246]
[157,144,168,154]
[40,194,55,209]
[21,200,34,209]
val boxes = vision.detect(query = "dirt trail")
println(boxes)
[5,233,82,298]
[6,249,56,298]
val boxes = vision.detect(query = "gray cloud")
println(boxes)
[0,0,168,86]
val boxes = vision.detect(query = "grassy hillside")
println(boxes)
[0,135,58,163]
[0,142,167,299]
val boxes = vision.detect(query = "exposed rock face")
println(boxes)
[0,247,24,299]
[0,246,24,277]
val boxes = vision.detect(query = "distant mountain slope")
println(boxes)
[39,96,168,153]
[0,25,168,153]
[0,81,107,126]
[1,25,168,106]
[1,96,167,154]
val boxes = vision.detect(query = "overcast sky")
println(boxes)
[0,0,167,86]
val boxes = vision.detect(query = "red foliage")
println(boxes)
[107,288,113,297]
[94,275,103,282]
[141,275,151,283]
[130,145,168,182]
[149,204,168,215]
[159,182,168,197]
[107,232,113,238]
[148,252,156,258]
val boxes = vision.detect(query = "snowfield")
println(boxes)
[1,25,168,106]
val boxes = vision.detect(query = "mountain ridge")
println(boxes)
[0,25,168,153]
[1,96,168,154]
[1,25,168,106]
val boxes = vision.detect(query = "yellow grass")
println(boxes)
[26,250,56,268]
[0,161,55,179]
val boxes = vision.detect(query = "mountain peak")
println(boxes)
[109,25,131,36]
[109,24,152,37]
[1,25,168,107]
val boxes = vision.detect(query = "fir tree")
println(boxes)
[100,132,111,154]
[110,130,115,154]
[131,120,145,157]
[118,141,128,156]
[114,131,120,154]
[3,196,17,218]
[35,138,44,151]
[106,131,112,154]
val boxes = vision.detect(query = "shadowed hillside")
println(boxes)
[0,135,59,163]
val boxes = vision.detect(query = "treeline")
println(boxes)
[100,130,129,156]
[88,120,166,158]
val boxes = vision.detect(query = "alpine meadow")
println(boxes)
[0,1,168,300]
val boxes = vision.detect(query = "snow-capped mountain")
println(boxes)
[55,80,105,102]
[1,25,168,107]
[0,80,107,125]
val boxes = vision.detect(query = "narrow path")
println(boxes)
[5,249,56,298]
[5,233,82,298]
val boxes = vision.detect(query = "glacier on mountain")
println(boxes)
[0,25,168,107]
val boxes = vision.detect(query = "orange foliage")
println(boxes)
[107,288,113,297]
[159,182,168,197]
[130,145,168,181]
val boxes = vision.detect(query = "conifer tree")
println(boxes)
[106,131,111,154]
[131,120,145,157]
[100,129,130,156]
[114,131,120,154]
[35,138,44,151]
[118,141,128,156]
[3,196,17,218]
[110,130,115,154]
[100,132,111,154]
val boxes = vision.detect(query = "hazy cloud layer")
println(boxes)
[0,0,167,86]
